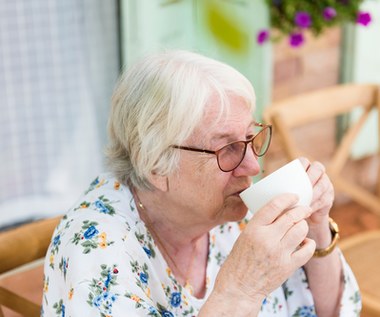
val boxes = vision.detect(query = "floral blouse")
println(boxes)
[42,173,361,317]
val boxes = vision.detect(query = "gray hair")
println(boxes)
[106,50,256,190]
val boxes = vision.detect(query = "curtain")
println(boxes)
[0,0,120,229]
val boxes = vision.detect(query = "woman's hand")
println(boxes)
[211,194,316,309]
[298,157,334,247]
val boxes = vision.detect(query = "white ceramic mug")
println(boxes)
[239,159,313,214]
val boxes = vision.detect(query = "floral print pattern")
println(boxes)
[42,173,362,316]
[87,264,119,316]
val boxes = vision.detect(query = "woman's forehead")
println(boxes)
[190,100,255,144]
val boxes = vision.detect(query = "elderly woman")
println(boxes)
[42,50,360,317]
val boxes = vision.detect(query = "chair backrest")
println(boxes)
[0,216,61,317]
[263,83,380,216]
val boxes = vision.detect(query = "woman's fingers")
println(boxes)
[280,219,309,250]
[272,206,312,238]
[251,193,300,226]
[306,161,326,186]
[298,157,311,171]
[291,238,316,266]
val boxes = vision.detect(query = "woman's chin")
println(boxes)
[227,202,249,222]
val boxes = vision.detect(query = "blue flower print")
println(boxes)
[143,246,152,257]
[102,291,117,311]
[59,257,69,280]
[93,295,102,308]
[88,265,120,315]
[149,306,158,314]
[161,311,174,317]
[104,271,112,288]
[140,272,149,284]
[170,292,181,307]
[84,177,108,194]
[52,299,65,316]
[92,292,117,313]
[53,234,61,246]
[90,196,117,216]
[294,305,317,317]
[83,225,99,239]
[91,177,100,187]
[95,200,110,214]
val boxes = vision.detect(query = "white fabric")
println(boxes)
[42,173,362,316]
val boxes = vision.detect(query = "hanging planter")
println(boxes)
[258,0,372,47]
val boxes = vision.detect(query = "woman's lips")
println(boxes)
[233,187,250,196]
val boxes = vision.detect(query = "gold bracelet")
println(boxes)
[313,217,340,258]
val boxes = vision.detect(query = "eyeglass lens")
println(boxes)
[217,126,271,172]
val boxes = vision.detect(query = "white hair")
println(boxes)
[106,50,256,190]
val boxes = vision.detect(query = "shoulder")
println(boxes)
[45,173,149,277]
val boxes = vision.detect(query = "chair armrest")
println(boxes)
[0,216,61,274]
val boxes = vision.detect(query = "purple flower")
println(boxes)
[289,32,304,47]
[295,11,311,28]
[323,7,337,21]
[357,11,371,26]
[257,29,269,45]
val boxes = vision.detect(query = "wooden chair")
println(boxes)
[339,231,380,317]
[263,83,380,216]
[263,83,380,316]
[0,216,61,317]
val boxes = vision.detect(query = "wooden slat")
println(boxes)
[265,84,378,127]
[0,216,61,315]
[264,83,380,216]
[329,175,380,216]
[329,105,372,173]
[0,216,61,274]
[0,287,40,317]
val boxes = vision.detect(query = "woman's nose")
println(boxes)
[232,146,261,177]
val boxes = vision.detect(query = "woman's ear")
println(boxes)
[148,173,169,192]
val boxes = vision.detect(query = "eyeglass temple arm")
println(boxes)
[171,145,216,155]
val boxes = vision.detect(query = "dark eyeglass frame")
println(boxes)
[172,122,272,172]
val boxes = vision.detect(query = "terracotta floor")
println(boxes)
[0,200,379,317]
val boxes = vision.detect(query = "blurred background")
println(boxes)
[1,0,380,316]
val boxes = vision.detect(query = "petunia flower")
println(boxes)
[295,11,311,28]
[289,32,304,47]
[257,29,269,45]
[357,11,372,26]
[323,7,337,21]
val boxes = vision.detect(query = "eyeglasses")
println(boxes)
[172,123,272,172]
